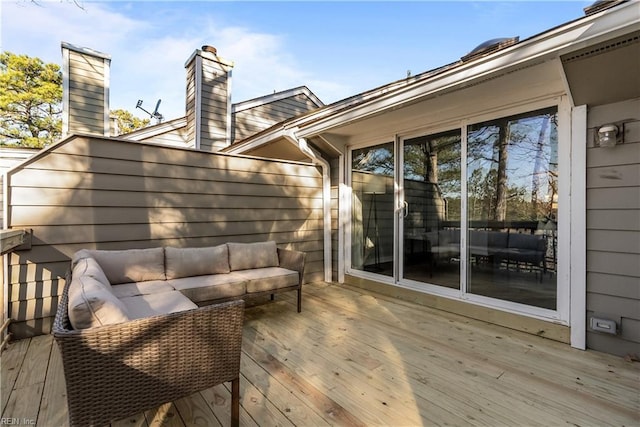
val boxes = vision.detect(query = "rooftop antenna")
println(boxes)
[136,99,164,124]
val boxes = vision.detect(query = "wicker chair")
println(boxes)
[53,278,245,427]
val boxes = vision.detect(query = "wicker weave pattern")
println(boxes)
[53,274,244,427]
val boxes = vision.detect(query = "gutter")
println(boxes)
[283,132,332,283]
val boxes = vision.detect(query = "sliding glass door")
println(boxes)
[349,105,559,314]
[351,142,395,277]
[467,107,558,309]
[401,130,461,290]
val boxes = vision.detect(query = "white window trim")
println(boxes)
[570,104,587,350]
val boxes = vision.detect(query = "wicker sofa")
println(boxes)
[53,240,306,427]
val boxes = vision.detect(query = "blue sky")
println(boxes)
[1,1,592,121]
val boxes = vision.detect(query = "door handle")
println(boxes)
[403,200,409,218]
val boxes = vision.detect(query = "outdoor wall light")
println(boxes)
[597,124,620,148]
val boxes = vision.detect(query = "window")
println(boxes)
[467,107,558,309]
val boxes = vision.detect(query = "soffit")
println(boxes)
[242,137,311,162]
[561,31,640,106]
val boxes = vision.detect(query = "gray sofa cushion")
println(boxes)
[75,248,166,284]
[169,273,247,303]
[111,280,175,299]
[68,275,130,330]
[227,241,279,271]
[120,291,197,320]
[236,267,299,293]
[165,245,230,279]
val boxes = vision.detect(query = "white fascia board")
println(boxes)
[296,3,639,138]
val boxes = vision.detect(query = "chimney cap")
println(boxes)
[61,41,111,60]
[185,47,234,68]
[202,45,217,55]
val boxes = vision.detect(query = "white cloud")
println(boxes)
[2,2,145,63]
[1,1,349,120]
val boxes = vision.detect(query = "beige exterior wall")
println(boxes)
[124,118,192,149]
[184,49,233,153]
[133,128,191,148]
[233,93,320,142]
[4,136,324,338]
[586,98,640,357]
[63,45,110,136]
[1,148,39,227]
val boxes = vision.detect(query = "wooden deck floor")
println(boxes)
[2,282,639,426]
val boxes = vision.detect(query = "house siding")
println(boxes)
[233,93,319,142]
[64,48,108,136]
[586,98,640,357]
[1,148,39,227]
[199,62,230,151]
[185,61,197,145]
[5,136,324,339]
[135,128,191,147]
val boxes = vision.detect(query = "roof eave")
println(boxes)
[296,1,639,138]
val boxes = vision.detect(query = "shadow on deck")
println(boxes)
[1,282,639,426]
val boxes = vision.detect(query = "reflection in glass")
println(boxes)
[403,130,461,289]
[467,107,558,309]
[351,143,394,276]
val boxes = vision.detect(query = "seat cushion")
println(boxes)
[227,241,279,271]
[165,245,230,279]
[234,267,299,293]
[74,248,166,284]
[111,280,176,299]
[120,291,197,320]
[168,273,247,303]
[68,275,130,330]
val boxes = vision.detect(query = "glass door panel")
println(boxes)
[402,130,461,289]
[467,107,558,309]
[351,142,395,277]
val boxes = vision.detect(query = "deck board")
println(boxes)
[1,282,638,426]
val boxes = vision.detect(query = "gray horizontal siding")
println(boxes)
[0,148,38,227]
[199,59,229,152]
[233,93,319,142]
[585,98,640,357]
[6,135,324,338]
[136,130,191,148]
[66,49,106,136]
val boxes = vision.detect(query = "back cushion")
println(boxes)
[165,245,230,279]
[508,233,544,250]
[82,248,166,284]
[68,275,130,329]
[227,241,279,271]
[72,256,111,287]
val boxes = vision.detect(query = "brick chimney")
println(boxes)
[61,42,111,137]
[185,46,234,152]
